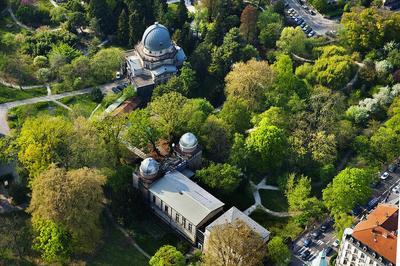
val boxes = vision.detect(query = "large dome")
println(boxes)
[140,158,159,177]
[141,22,172,52]
[179,133,198,153]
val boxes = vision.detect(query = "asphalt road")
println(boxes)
[285,0,339,35]
[290,165,400,265]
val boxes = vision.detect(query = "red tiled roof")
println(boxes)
[352,204,398,264]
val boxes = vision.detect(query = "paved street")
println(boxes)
[290,164,400,265]
[285,0,339,35]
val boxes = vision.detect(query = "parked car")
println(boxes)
[311,230,321,239]
[325,246,333,255]
[111,87,121,94]
[370,179,381,188]
[380,171,390,180]
[305,28,312,34]
[301,250,311,260]
[366,197,379,211]
[332,239,340,247]
[115,71,121,79]
[320,222,331,232]
[300,22,306,27]
[392,184,400,194]
[388,164,397,173]
[307,30,315,37]
[303,238,312,247]
[350,205,363,216]
[310,10,316,15]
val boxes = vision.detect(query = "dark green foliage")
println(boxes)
[88,0,113,34]
[117,10,129,46]
[8,183,29,205]
[90,87,104,103]
[196,163,242,195]
[16,5,50,26]
[128,10,144,47]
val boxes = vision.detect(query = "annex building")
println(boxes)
[132,133,270,249]
[123,22,186,100]
[336,204,398,266]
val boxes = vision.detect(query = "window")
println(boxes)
[175,213,180,222]
[188,223,192,232]
[182,218,186,228]
[164,205,169,213]
[152,195,156,203]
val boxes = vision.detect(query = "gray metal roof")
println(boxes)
[150,65,177,77]
[141,22,172,52]
[140,158,159,176]
[149,170,224,226]
[179,132,198,150]
[206,207,270,241]
[310,249,328,266]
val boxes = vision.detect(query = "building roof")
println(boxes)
[141,22,172,52]
[179,132,198,151]
[205,207,270,241]
[351,204,398,264]
[309,249,328,266]
[151,65,178,77]
[140,158,159,176]
[149,170,224,226]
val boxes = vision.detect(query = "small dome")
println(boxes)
[179,133,198,152]
[141,22,172,52]
[140,158,159,176]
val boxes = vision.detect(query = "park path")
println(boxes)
[0,81,123,135]
[6,7,33,31]
[49,0,59,7]
[243,178,291,217]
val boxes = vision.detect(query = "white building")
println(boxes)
[123,22,186,100]
[336,204,398,266]
[204,206,270,252]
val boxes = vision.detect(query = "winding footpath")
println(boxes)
[6,7,33,31]
[244,178,291,218]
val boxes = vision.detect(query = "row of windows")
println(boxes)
[153,195,193,233]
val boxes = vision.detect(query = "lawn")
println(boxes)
[8,101,69,128]
[0,86,47,104]
[250,208,302,239]
[59,94,99,117]
[259,189,288,212]
[128,212,181,256]
[87,227,149,266]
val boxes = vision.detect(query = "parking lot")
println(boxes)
[285,0,339,36]
[290,162,400,265]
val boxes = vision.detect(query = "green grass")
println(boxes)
[0,86,47,104]
[8,101,69,128]
[128,212,180,255]
[59,94,99,117]
[87,227,148,266]
[259,189,288,212]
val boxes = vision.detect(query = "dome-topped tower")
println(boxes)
[140,157,159,177]
[141,22,173,56]
[179,133,198,154]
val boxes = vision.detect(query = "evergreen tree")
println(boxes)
[88,0,112,34]
[129,10,144,47]
[177,0,188,26]
[117,10,129,46]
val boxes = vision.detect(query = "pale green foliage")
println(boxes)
[149,245,185,266]
[32,219,71,263]
[370,114,400,163]
[90,48,124,84]
[219,97,251,133]
[276,27,307,56]
[267,236,290,266]
[323,167,372,216]
[196,163,241,194]
[28,166,106,254]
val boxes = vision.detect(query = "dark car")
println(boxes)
[112,87,121,94]
[301,250,310,260]
[366,197,379,211]
[388,164,397,173]
[325,246,333,255]
[320,222,330,232]
[303,238,312,247]
[350,205,363,216]
[370,179,382,189]
[310,10,316,15]
[311,230,321,239]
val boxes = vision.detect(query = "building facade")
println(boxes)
[336,204,398,266]
[123,22,186,100]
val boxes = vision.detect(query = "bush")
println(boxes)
[16,4,51,26]
[33,56,48,68]
[90,87,104,103]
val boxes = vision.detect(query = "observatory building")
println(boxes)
[123,22,186,100]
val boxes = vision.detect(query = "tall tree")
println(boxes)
[88,0,112,34]
[204,220,266,266]
[225,59,275,112]
[196,163,241,195]
[128,10,144,47]
[149,245,185,266]
[276,27,307,56]
[117,10,129,46]
[176,0,189,26]
[267,236,291,266]
[28,166,106,255]
[239,5,258,43]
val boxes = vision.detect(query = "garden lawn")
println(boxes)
[8,101,69,129]
[59,94,99,117]
[259,189,288,212]
[87,227,148,266]
[128,212,180,255]
[0,86,47,104]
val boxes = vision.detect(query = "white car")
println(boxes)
[332,239,340,247]
[392,185,400,193]
[380,172,390,180]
